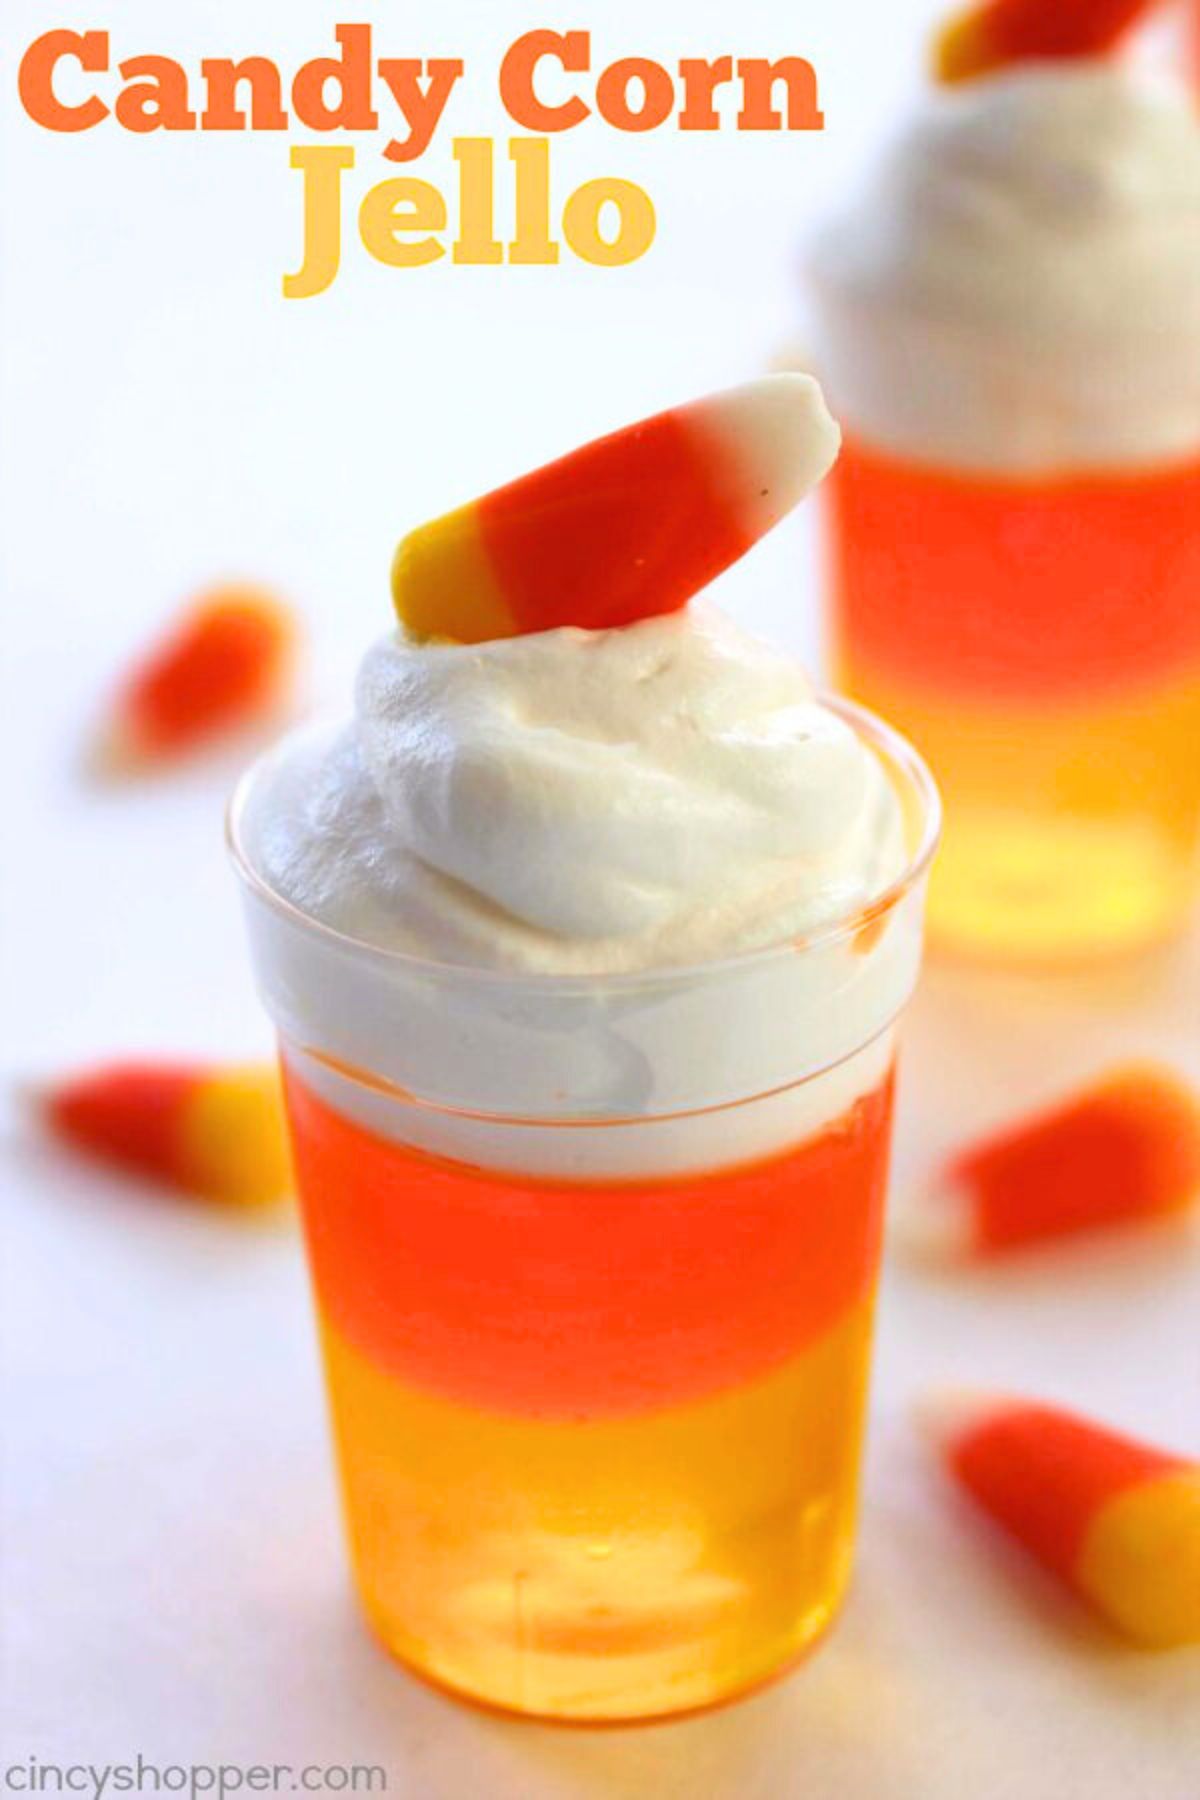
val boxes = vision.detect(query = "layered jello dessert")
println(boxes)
[230,376,938,1721]
[809,54,1200,961]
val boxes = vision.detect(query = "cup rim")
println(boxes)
[226,691,940,995]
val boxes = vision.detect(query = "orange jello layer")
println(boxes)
[283,1067,894,1419]
[827,438,1200,702]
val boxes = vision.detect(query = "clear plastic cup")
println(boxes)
[229,696,938,1722]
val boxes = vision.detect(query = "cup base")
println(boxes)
[356,1559,852,1726]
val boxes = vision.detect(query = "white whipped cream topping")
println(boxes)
[248,605,906,975]
[808,64,1200,472]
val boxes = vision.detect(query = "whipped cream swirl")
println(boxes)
[250,606,906,975]
[808,65,1200,472]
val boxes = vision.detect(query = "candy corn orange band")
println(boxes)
[944,1065,1200,1253]
[44,1061,290,1205]
[108,587,295,764]
[935,0,1155,83]
[829,443,1200,703]
[282,1066,893,1418]
[47,1065,199,1183]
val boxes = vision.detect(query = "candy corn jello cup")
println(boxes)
[809,66,1200,962]
[230,377,938,1721]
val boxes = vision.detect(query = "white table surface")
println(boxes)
[3,0,1198,1791]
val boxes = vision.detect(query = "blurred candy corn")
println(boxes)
[39,1060,291,1205]
[924,1391,1200,1647]
[905,1065,1200,1260]
[391,374,839,644]
[934,0,1155,83]
[94,585,298,772]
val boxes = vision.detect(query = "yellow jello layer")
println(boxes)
[319,1297,876,1722]
[840,661,1200,963]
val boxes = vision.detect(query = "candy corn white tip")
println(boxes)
[687,373,841,537]
[89,688,299,781]
[769,338,814,377]
[915,1386,1013,1452]
[12,1075,45,1113]
[5,1079,46,1138]
[893,1174,975,1263]
[84,717,151,780]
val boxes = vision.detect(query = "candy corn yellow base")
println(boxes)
[320,1302,873,1722]
[841,663,1200,963]
[179,1065,293,1205]
[1077,1471,1200,1648]
[390,505,514,645]
[934,12,995,82]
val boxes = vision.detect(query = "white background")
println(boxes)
[2,2,1198,1793]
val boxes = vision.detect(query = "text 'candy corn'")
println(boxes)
[41,1061,291,1206]
[96,585,298,771]
[907,1065,1200,1260]
[391,374,839,644]
[925,1392,1200,1647]
[934,0,1155,83]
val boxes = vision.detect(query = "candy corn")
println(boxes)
[391,374,839,644]
[40,1060,291,1205]
[95,585,297,771]
[924,1391,1200,1647]
[906,1065,1200,1259]
[934,0,1155,83]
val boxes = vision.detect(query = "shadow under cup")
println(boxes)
[228,699,939,1724]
